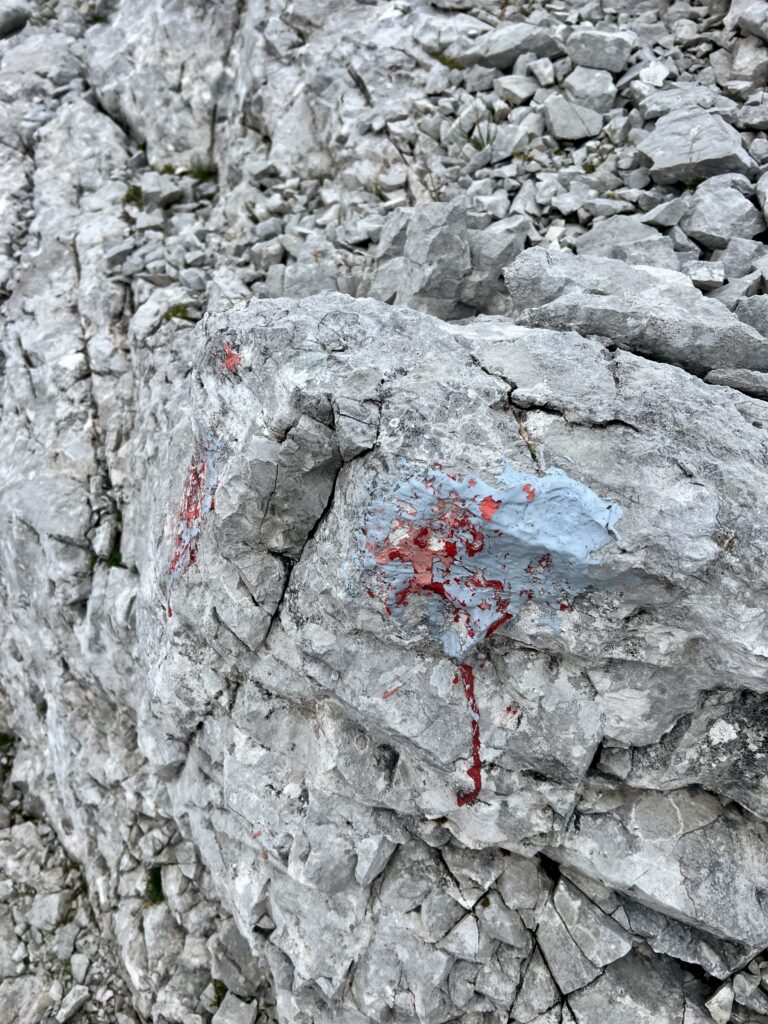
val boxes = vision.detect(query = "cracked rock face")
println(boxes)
[92,290,768,1023]
[3,0,768,1023]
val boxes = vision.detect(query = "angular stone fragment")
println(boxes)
[638,110,758,184]
[680,177,764,249]
[458,22,563,69]
[504,248,768,373]
[574,216,678,270]
[734,294,768,338]
[705,982,734,1024]
[549,786,768,952]
[726,0,768,41]
[543,96,603,140]
[0,0,28,39]
[553,879,632,969]
[211,992,258,1024]
[494,74,537,106]
[396,200,472,319]
[705,367,768,401]
[568,953,686,1024]
[565,27,636,72]
[564,66,617,112]
[536,902,602,994]
[56,985,90,1023]
[512,948,560,1023]
[685,262,725,290]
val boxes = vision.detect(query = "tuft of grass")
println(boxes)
[189,160,219,183]
[163,304,195,323]
[212,980,227,1007]
[429,50,464,71]
[684,177,704,190]
[124,184,143,206]
[106,547,125,569]
[145,866,164,904]
[468,122,496,152]
[84,3,107,24]
[161,163,176,175]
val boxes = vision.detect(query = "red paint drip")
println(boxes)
[456,664,482,806]
[479,495,502,521]
[168,455,208,578]
[221,342,243,372]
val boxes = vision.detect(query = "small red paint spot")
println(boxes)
[505,704,518,715]
[251,830,262,839]
[559,601,572,612]
[261,850,269,861]
[479,496,502,521]
[367,589,375,599]
[523,484,536,501]
[167,605,173,618]
[221,342,242,372]
[382,684,402,699]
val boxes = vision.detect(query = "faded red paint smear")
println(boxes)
[167,456,207,579]
[455,663,482,806]
[479,495,502,521]
[221,342,242,372]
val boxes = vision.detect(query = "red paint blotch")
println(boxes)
[222,342,243,372]
[479,496,502,521]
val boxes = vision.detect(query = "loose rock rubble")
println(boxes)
[2,0,768,1023]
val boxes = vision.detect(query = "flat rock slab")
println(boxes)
[638,108,757,184]
[504,247,768,374]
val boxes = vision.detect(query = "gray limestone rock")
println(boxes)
[396,200,472,319]
[504,247,768,373]
[458,23,563,70]
[543,96,603,141]
[726,0,768,42]
[0,0,27,39]
[568,953,688,1024]
[705,367,768,400]
[564,66,617,113]
[734,294,768,338]
[680,177,765,250]
[574,216,679,270]
[2,1,768,1022]
[56,986,90,1023]
[564,28,636,73]
[638,110,758,185]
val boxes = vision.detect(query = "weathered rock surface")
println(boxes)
[2,0,768,1022]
